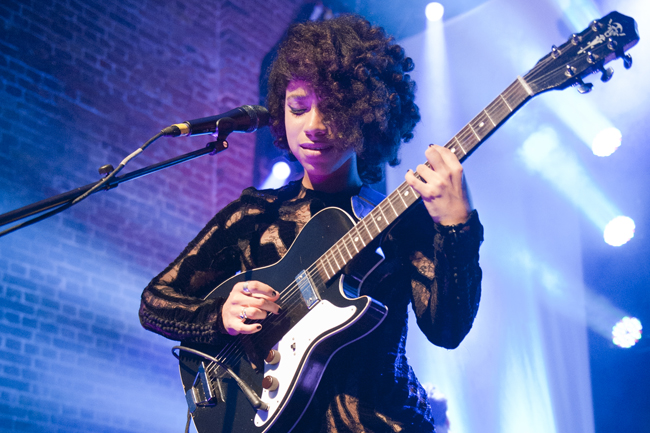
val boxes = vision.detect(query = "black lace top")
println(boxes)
[139,180,483,432]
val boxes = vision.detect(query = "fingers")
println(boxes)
[239,280,278,300]
[404,144,471,226]
[222,280,281,336]
[406,144,464,188]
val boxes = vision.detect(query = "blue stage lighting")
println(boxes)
[425,2,445,22]
[603,216,635,246]
[519,127,623,235]
[260,159,292,189]
[612,316,642,348]
[272,160,291,180]
[592,127,622,157]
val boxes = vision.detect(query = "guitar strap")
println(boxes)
[351,185,385,221]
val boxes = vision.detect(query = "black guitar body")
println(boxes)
[178,207,388,433]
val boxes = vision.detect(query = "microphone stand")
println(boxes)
[0,133,231,237]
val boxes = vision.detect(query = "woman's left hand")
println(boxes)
[405,144,471,226]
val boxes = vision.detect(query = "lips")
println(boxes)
[300,143,332,151]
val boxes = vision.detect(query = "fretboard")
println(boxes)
[315,76,534,284]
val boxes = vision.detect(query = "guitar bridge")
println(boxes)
[185,362,225,413]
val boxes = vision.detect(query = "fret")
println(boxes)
[321,258,333,280]
[373,206,387,231]
[335,241,348,264]
[457,125,479,152]
[340,236,353,260]
[359,220,373,244]
[453,136,467,155]
[316,265,328,285]
[369,208,383,234]
[505,83,531,109]
[482,108,496,127]
[324,253,338,275]
[467,123,481,142]
[348,230,361,254]
[469,111,494,140]
[407,183,420,202]
[485,95,511,126]
[498,93,513,111]
[395,188,408,211]
[330,248,343,271]
[345,231,360,255]
[381,199,398,221]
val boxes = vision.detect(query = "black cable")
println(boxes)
[172,345,269,411]
[185,408,191,433]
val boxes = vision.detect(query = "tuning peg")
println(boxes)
[551,45,560,59]
[599,66,614,82]
[621,53,633,69]
[571,33,582,45]
[607,38,618,51]
[574,78,593,94]
[591,20,604,32]
[565,65,577,77]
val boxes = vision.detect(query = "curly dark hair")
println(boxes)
[267,14,420,184]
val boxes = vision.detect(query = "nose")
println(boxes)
[305,105,328,137]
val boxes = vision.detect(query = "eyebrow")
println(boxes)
[286,90,309,98]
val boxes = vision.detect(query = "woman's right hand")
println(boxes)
[222,281,281,335]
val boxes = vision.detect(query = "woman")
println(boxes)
[140,14,483,432]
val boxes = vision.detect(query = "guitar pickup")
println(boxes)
[295,270,320,309]
[185,362,224,413]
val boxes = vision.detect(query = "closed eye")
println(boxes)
[288,107,307,115]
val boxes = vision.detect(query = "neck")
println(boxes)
[302,156,362,194]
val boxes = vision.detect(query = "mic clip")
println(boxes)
[206,117,235,155]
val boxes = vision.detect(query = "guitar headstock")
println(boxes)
[524,11,639,95]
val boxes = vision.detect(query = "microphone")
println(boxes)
[161,105,270,137]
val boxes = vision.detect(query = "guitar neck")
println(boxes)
[314,76,534,283]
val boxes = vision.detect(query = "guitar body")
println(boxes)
[178,207,388,433]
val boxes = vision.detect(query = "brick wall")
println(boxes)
[0,0,302,431]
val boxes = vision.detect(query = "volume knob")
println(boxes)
[262,376,279,392]
[265,349,281,365]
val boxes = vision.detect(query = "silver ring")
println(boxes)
[239,307,248,321]
[242,281,250,294]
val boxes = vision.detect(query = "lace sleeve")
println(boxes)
[387,206,484,349]
[138,198,250,345]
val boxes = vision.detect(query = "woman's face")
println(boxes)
[284,80,358,189]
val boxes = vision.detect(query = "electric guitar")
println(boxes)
[175,11,639,433]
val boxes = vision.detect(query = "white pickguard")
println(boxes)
[254,300,356,427]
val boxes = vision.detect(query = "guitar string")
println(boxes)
[202,80,531,381]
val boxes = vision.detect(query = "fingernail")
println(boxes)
[256,324,262,330]
[429,143,434,147]
[272,290,277,296]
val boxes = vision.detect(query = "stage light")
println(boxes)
[612,316,642,348]
[591,127,622,157]
[551,0,600,32]
[425,2,444,22]
[272,160,291,181]
[603,216,635,246]
[519,127,622,236]
[259,159,292,189]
